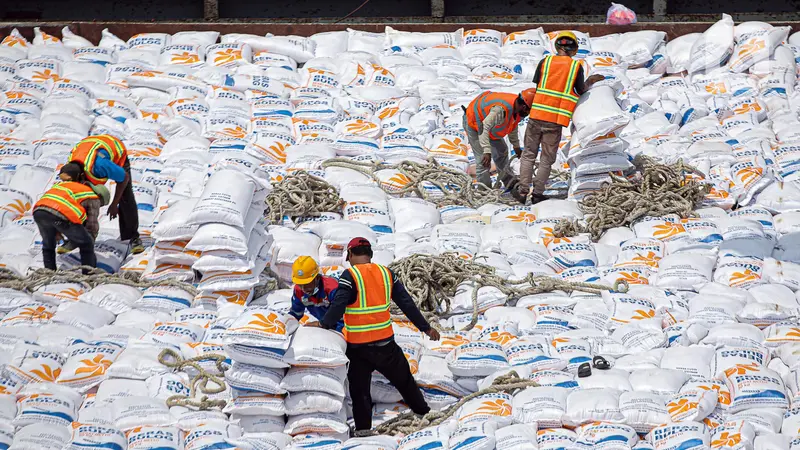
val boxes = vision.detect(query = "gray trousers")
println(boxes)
[463,117,516,188]
[519,119,563,196]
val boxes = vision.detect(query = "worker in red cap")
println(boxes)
[517,31,605,205]
[463,88,537,201]
[311,237,440,432]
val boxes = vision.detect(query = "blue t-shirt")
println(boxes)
[91,149,126,183]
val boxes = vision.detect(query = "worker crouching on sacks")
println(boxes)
[290,255,345,332]
[463,88,537,203]
[67,134,144,254]
[308,237,441,432]
[517,31,605,205]
[33,163,110,274]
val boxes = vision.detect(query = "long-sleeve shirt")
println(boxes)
[92,149,126,183]
[320,265,431,345]
[479,106,521,155]
[533,58,588,96]
[289,275,344,332]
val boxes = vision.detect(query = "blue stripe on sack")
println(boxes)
[675,438,705,450]
[144,295,192,307]
[680,108,695,126]
[698,234,723,244]
[138,204,155,212]
[296,440,342,448]
[555,381,579,388]
[596,435,629,444]
[20,410,74,422]
[735,390,786,401]
[412,443,444,450]
[70,441,124,450]
[457,354,508,362]
[340,140,379,148]
[512,355,558,365]
[370,225,394,234]
[452,436,487,449]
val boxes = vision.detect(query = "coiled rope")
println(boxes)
[322,157,516,209]
[388,253,628,332]
[374,370,539,436]
[266,170,345,224]
[158,348,229,410]
[555,157,710,241]
[0,266,198,295]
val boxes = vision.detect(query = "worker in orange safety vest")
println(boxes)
[463,88,537,200]
[309,237,441,433]
[517,31,605,205]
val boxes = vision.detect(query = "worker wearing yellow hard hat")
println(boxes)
[463,87,537,202]
[289,256,344,332]
[516,30,605,205]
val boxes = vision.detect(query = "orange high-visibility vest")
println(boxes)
[34,181,98,224]
[465,92,522,140]
[69,135,128,185]
[530,55,582,127]
[343,263,394,344]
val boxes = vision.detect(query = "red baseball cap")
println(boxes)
[347,237,372,251]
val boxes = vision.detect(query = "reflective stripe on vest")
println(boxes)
[465,92,521,140]
[343,263,394,344]
[33,181,98,224]
[530,56,582,127]
[69,135,128,185]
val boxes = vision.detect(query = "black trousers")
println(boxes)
[33,209,96,271]
[347,340,430,431]
[118,161,139,241]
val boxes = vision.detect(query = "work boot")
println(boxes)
[531,193,548,205]
[130,237,145,255]
[511,189,528,205]
[57,240,77,254]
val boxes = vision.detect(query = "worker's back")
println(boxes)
[343,263,394,345]
[530,55,582,127]
[465,91,522,139]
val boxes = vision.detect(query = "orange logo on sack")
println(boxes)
[711,432,742,448]
[652,222,686,239]
[736,167,763,184]
[29,364,61,382]
[593,57,617,67]
[475,399,512,416]
[723,362,760,377]
[2,199,31,220]
[506,211,536,223]
[221,126,247,139]
[667,398,698,416]
[729,269,759,286]
[629,251,661,268]
[378,107,399,120]
[214,48,243,65]
[31,69,60,82]
[246,312,286,334]
[74,354,113,377]
[171,52,201,64]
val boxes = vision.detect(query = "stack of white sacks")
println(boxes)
[1,19,800,449]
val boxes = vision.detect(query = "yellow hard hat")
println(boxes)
[292,256,319,285]
[554,31,579,49]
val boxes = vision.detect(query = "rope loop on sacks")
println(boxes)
[374,370,539,436]
[322,157,516,209]
[0,266,198,296]
[158,348,229,411]
[388,253,627,332]
[556,156,710,241]
[265,170,346,224]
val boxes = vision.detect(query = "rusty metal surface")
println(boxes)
[2,19,798,42]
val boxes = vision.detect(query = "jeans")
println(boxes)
[33,209,96,271]
[463,116,516,189]
[346,340,430,430]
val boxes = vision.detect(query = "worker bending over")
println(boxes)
[517,32,604,204]
[68,134,143,254]
[33,163,110,273]
[290,255,344,332]
[464,89,536,199]
[312,237,440,432]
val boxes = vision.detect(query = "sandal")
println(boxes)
[577,362,592,378]
[593,355,611,370]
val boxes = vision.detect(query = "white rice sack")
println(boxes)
[64,422,127,450]
[57,339,124,391]
[9,423,71,450]
[446,342,509,377]
[222,389,285,416]
[282,326,347,368]
[13,382,81,427]
[655,254,715,291]
[126,426,183,450]
[283,409,349,436]
[661,346,715,379]
[77,284,142,315]
[620,391,672,434]
[105,341,170,380]
[575,422,639,448]
[279,366,347,397]
[187,169,256,228]
[448,422,497,450]
[647,422,709,450]
[416,354,472,398]
[572,85,630,146]
[225,361,285,394]
[494,423,537,450]
[112,395,173,431]
[511,386,568,427]
[666,388,718,422]
[689,14,735,74]
[285,391,343,415]
[618,31,667,66]
[725,366,788,413]
[563,388,624,427]
[729,26,790,73]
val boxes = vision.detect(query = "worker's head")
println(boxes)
[554,31,579,56]
[292,256,320,295]
[515,88,536,117]
[58,162,83,182]
[91,184,111,207]
[346,237,373,265]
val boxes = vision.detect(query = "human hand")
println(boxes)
[513,147,523,158]
[425,328,441,341]
[304,321,322,328]
[586,74,605,85]
[481,153,491,168]
[107,204,119,219]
